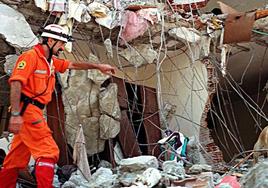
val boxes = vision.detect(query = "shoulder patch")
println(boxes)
[17,61,27,70]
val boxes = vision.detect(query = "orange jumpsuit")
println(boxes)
[0,44,70,188]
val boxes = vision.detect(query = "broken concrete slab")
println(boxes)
[99,83,121,119]
[168,27,201,43]
[64,84,92,116]
[240,160,268,188]
[140,168,162,187]
[88,69,110,85]
[89,82,100,117]
[82,117,106,155]
[119,156,159,173]
[0,3,38,49]
[188,164,212,174]
[119,172,140,187]
[63,167,118,188]
[119,44,158,67]
[65,116,106,156]
[162,161,186,179]
[62,171,90,188]
[89,167,119,188]
[63,67,121,156]
[99,114,120,139]
[119,167,162,188]
[68,70,90,88]
[99,83,121,120]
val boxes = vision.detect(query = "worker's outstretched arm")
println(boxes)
[9,81,23,134]
[68,61,115,75]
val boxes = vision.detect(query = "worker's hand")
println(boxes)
[9,116,23,134]
[98,64,116,75]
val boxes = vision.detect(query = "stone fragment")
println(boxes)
[0,4,38,48]
[189,164,212,174]
[240,160,268,188]
[99,114,120,139]
[163,161,185,179]
[99,83,121,119]
[119,156,159,173]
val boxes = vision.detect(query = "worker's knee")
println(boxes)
[35,157,56,188]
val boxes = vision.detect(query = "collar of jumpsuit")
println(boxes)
[35,43,46,57]
[34,43,54,76]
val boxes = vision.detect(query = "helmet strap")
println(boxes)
[45,39,58,64]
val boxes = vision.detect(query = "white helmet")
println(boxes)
[41,24,72,43]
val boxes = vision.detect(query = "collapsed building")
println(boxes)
[0,0,268,187]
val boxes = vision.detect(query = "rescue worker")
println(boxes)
[0,24,115,187]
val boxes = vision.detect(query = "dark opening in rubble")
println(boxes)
[208,83,268,162]
[125,82,148,155]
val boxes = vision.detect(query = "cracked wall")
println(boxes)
[111,49,222,164]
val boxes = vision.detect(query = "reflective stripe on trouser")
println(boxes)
[35,158,55,188]
[1,104,59,186]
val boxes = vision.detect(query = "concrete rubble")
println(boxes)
[162,160,186,179]
[50,155,268,187]
[0,3,38,49]
[189,164,212,174]
[63,56,121,155]
[99,83,121,120]
[119,44,158,67]
[240,160,268,188]
[1,0,268,188]
[57,156,219,187]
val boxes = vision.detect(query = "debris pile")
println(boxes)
[57,157,268,188]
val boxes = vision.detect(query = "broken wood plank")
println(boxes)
[118,110,142,157]
[140,86,161,157]
[47,91,71,166]
[140,86,158,114]
[143,113,161,157]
